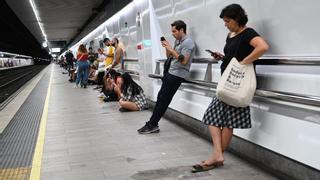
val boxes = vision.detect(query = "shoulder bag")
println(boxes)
[216,34,257,107]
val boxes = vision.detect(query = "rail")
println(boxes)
[255,58,320,65]
[155,58,218,81]
[148,74,320,107]
[118,69,140,76]
[157,58,218,64]
[123,58,139,62]
[120,59,140,78]
[156,57,320,66]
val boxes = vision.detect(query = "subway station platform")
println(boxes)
[0,64,279,180]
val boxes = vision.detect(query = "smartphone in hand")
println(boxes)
[160,36,166,41]
[205,49,216,56]
[205,49,223,59]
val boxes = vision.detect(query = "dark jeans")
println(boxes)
[97,71,105,85]
[148,73,184,127]
[67,62,74,75]
[103,89,118,102]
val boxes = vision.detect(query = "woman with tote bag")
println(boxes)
[192,4,269,173]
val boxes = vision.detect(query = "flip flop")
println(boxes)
[192,160,223,169]
[191,161,224,173]
[192,160,205,169]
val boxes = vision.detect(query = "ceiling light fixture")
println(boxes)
[29,0,48,43]
[42,41,48,48]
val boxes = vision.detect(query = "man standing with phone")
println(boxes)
[137,20,195,134]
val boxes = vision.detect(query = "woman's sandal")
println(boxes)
[191,161,224,173]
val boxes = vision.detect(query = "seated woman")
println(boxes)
[113,72,148,111]
[99,69,121,102]
[87,65,98,84]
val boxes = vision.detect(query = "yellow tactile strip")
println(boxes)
[0,167,31,180]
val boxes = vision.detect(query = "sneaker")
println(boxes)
[137,122,160,134]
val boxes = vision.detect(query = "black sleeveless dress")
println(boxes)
[202,28,259,128]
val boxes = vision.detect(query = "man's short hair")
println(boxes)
[103,38,110,43]
[171,20,186,33]
[113,37,119,44]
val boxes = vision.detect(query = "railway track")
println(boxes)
[0,65,47,110]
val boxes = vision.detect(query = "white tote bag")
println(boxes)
[216,58,256,107]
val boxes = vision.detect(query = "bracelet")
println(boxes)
[178,54,184,61]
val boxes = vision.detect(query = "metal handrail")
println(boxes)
[255,58,320,65]
[157,57,320,65]
[123,58,138,62]
[148,74,320,107]
[118,69,140,75]
[157,58,218,64]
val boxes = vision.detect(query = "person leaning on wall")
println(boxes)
[191,4,269,173]
[137,20,196,134]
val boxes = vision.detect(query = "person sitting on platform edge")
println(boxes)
[113,72,148,112]
[191,4,269,173]
[137,20,195,134]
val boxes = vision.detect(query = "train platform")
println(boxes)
[0,64,279,180]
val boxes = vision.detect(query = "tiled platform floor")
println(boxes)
[40,65,279,180]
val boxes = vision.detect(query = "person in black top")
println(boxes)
[88,47,97,65]
[65,50,74,76]
[192,4,269,173]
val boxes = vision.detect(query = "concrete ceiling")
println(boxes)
[5,0,131,53]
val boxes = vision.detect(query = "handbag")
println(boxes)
[216,32,256,107]
[216,58,256,107]
[163,57,172,75]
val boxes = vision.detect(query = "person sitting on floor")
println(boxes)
[113,72,148,112]
[98,69,121,102]
[88,65,98,84]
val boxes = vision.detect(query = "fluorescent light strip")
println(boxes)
[68,0,138,52]
[29,0,48,42]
